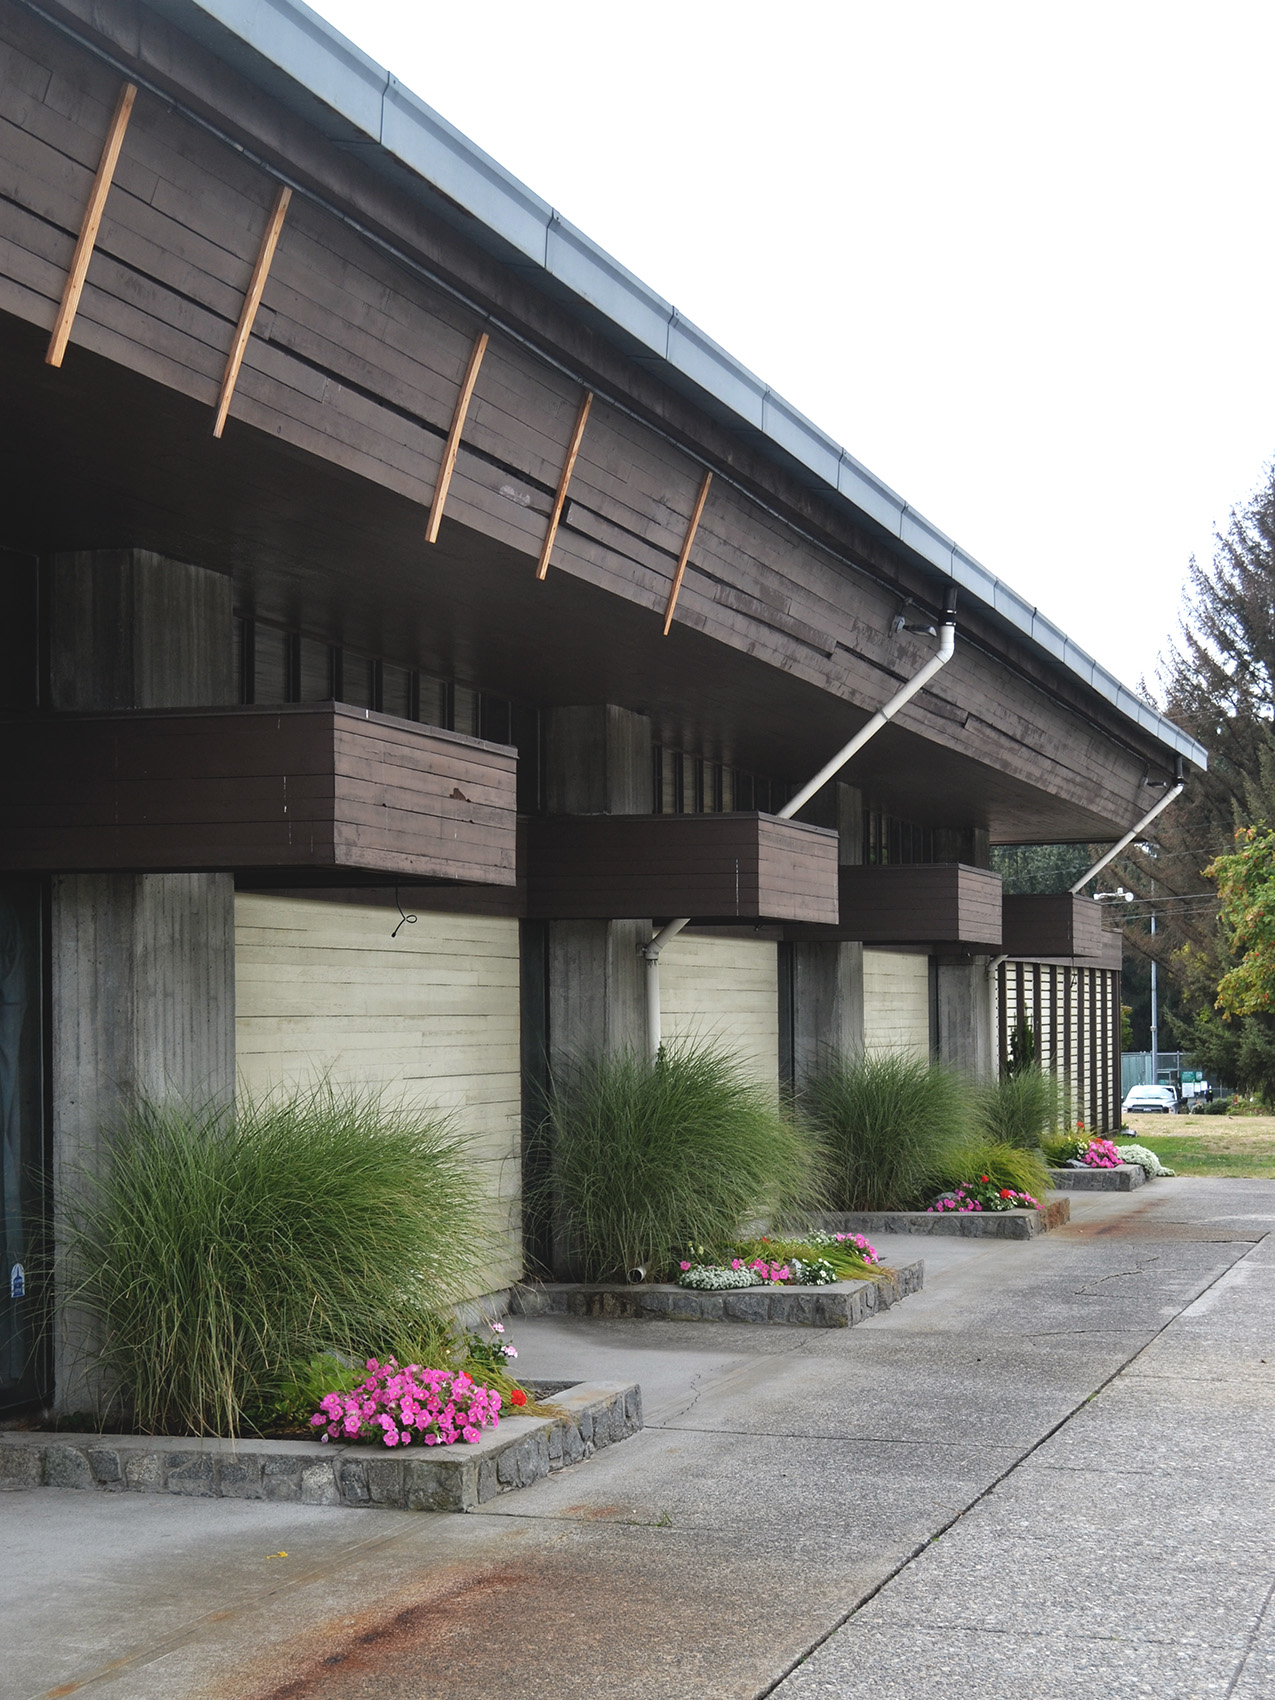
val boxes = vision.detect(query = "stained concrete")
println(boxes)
[4,1181,1273,1700]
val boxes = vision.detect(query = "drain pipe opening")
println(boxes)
[641,587,958,1057]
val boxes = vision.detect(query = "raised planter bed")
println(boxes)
[511,1261,924,1328]
[0,1379,640,1512]
[1049,1163,1146,1192]
[801,1201,1070,1240]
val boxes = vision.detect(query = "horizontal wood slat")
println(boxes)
[789,863,1003,947]
[526,813,838,922]
[0,3,1170,844]
[0,704,518,881]
[1001,894,1123,968]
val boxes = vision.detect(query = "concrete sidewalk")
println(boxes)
[3,1182,1272,1700]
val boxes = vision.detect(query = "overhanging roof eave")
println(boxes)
[154,0,1207,773]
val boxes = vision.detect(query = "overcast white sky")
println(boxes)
[309,0,1275,702]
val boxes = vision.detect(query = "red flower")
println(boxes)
[1000,1189,1012,1198]
[980,1175,990,1183]
[510,1388,527,1407]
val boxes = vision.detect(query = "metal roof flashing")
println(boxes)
[174,0,1206,774]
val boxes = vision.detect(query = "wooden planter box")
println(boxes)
[0,704,518,883]
[789,862,1002,948]
[525,812,839,922]
[1002,893,1123,967]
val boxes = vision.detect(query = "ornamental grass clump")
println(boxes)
[932,1139,1053,1203]
[545,1040,821,1282]
[63,1085,493,1438]
[803,1051,973,1212]
[976,1067,1062,1150]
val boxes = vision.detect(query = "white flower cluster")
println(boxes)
[786,1257,839,1286]
[1115,1142,1176,1178]
[677,1264,762,1290]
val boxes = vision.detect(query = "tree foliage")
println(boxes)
[990,844,1099,894]
[1113,462,1275,1016]
[1207,826,1275,1017]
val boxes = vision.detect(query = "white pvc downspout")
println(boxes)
[1068,768,1186,894]
[642,589,958,1056]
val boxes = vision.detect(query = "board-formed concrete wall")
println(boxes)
[658,932,780,1090]
[234,893,522,1291]
[862,949,931,1059]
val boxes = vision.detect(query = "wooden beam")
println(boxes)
[426,330,489,543]
[662,471,712,634]
[212,184,292,439]
[536,391,593,580]
[46,82,137,368]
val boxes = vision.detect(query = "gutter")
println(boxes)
[642,590,958,1056]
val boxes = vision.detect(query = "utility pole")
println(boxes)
[1150,910,1158,1086]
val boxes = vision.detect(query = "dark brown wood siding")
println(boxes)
[0,2,1173,843]
[0,704,518,881]
[790,863,1002,948]
[525,813,838,922]
[1002,894,1123,969]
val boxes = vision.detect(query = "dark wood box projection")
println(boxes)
[826,863,1004,949]
[1001,893,1123,968]
[0,705,518,883]
[526,813,839,923]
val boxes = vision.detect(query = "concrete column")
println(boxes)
[544,704,652,815]
[533,708,655,1276]
[542,705,653,1074]
[789,782,865,1090]
[933,954,996,1078]
[49,551,236,1414]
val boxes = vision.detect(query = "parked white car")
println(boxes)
[1122,1085,1182,1115]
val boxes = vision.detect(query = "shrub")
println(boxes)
[1042,1133,1087,1165]
[63,1085,492,1437]
[802,1051,973,1212]
[977,1067,1061,1149]
[545,1040,821,1282]
[933,1139,1053,1203]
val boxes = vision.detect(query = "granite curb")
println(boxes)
[510,1261,924,1327]
[1049,1164,1146,1191]
[800,1200,1071,1239]
[0,1380,641,1512]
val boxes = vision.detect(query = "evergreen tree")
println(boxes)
[1136,460,1275,1093]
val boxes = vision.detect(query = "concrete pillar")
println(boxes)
[933,954,996,1079]
[544,704,652,816]
[542,705,654,1073]
[49,551,236,1414]
[789,782,865,1090]
[531,707,654,1277]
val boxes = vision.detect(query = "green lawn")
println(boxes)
[1122,1113,1275,1179]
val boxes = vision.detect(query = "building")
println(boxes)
[0,0,1206,1412]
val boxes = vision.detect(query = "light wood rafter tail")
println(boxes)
[663,471,713,634]
[537,391,593,579]
[46,81,137,368]
[213,184,292,439]
[426,330,490,543]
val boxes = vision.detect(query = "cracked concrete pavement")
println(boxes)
[3,1180,1273,1700]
